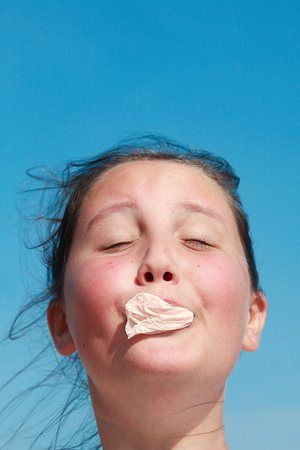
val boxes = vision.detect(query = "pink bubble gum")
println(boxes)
[125,292,194,339]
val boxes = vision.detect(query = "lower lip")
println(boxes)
[128,317,196,341]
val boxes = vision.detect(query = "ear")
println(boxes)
[47,300,76,356]
[242,291,267,352]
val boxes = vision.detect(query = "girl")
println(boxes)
[6,136,267,449]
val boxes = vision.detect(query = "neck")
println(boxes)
[89,378,228,450]
[99,421,227,450]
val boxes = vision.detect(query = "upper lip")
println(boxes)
[162,297,186,308]
[131,292,193,311]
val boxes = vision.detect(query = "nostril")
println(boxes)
[145,272,154,282]
[163,272,173,281]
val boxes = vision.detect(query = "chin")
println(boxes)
[121,331,203,378]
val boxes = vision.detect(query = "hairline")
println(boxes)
[73,154,251,284]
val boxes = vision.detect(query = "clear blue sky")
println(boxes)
[0,1,299,449]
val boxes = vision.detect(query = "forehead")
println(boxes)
[82,160,235,222]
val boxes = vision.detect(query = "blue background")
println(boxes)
[1,1,299,449]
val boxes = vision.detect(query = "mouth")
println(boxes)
[163,297,183,307]
[122,292,194,314]
[162,297,192,311]
[124,292,195,339]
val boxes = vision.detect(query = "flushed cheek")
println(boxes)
[63,256,133,345]
[192,254,249,333]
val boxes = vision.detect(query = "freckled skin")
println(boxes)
[64,161,250,379]
[51,160,266,450]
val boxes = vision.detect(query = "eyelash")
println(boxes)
[102,238,212,252]
[183,239,212,249]
[103,241,134,251]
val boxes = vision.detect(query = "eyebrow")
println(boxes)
[175,201,226,226]
[86,200,226,233]
[86,201,138,232]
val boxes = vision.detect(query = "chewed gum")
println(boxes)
[124,292,194,339]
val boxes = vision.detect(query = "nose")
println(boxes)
[135,242,179,286]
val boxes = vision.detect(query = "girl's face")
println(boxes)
[49,160,266,391]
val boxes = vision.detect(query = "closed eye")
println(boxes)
[102,241,135,252]
[183,239,212,250]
